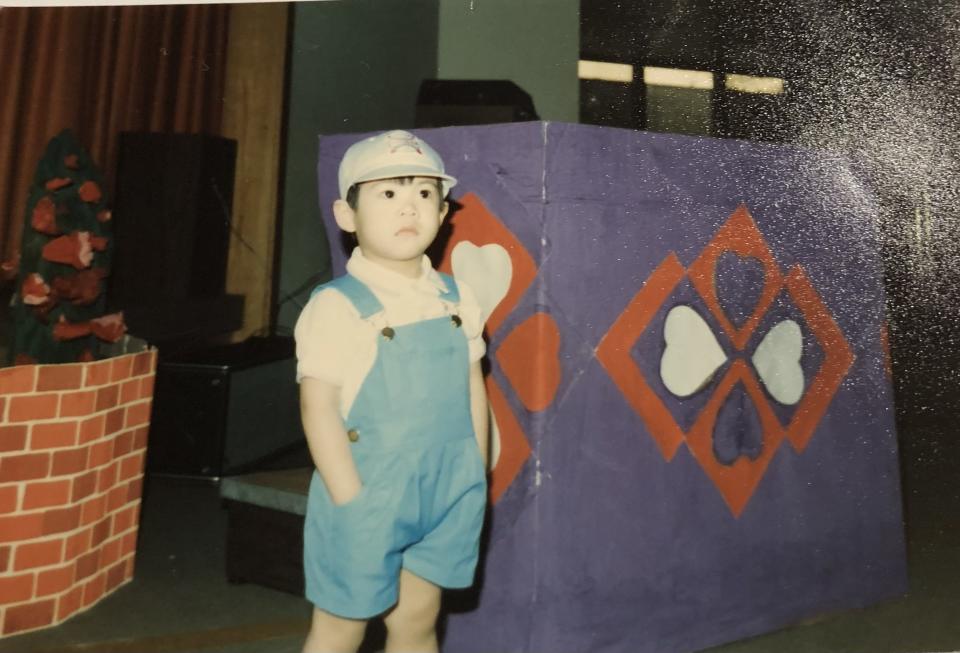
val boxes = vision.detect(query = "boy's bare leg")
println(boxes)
[383,569,442,653]
[302,607,367,653]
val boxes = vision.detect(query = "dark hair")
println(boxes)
[346,176,445,210]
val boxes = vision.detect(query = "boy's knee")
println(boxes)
[304,608,367,653]
[383,592,440,637]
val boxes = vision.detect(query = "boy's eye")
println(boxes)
[382,190,395,199]
[419,189,434,199]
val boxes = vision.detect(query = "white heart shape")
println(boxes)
[488,404,501,471]
[752,319,804,405]
[660,305,728,397]
[452,241,512,323]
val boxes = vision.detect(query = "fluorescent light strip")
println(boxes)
[578,60,635,83]
[643,66,714,90]
[725,73,785,94]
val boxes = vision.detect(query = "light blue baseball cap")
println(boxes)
[338,130,458,200]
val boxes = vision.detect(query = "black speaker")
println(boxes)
[415,80,539,128]
[110,132,243,346]
[147,337,307,478]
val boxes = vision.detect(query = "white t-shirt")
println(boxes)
[294,248,486,418]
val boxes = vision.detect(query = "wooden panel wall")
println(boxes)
[221,3,289,341]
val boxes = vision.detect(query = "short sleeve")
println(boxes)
[455,279,487,363]
[293,288,361,384]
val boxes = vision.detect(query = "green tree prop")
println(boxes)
[11,130,125,365]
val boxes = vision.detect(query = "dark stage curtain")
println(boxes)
[0,4,230,268]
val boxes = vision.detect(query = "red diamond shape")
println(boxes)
[437,192,539,503]
[597,205,855,515]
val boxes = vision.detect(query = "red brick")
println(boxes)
[106,407,127,436]
[0,545,9,572]
[0,425,28,453]
[41,505,81,536]
[95,384,119,413]
[14,538,63,570]
[119,453,145,481]
[140,375,155,400]
[89,439,113,468]
[3,598,55,634]
[126,477,144,503]
[30,421,79,449]
[82,569,107,608]
[125,401,152,429]
[132,352,153,376]
[0,572,35,604]
[81,495,106,526]
[107,485,126,512]
[119,379,140,405]
[51,446,89,475]
[64,528,91,561]
[0,513,44,543]
[0,485,18,514]
[71,470,98,502]
[76,549,101,580]
[79,414,106,444]
[60,389,97,417]
[120,530,138,557]
[0,396,5,420]
[124,554,135,580]
[37,364,84,391]
[57,585,83,621]
[112,504,139,535]
[84,360,111,387]
[100,537,121,567]
[105,560,126,592]
[97,461,119,493]
[113,431,133,458]
[132,426,149,451]
[22,479,71,510]
[110,356,134,383]
[8,394,58,422]
[36,562,75,596]
[0,366,36,394]
[0,452,51,482]
[91,517,111,548]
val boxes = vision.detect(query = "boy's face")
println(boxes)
[333,177,448,274]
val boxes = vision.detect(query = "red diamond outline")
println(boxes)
[597,206,856,515]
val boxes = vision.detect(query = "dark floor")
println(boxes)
[1,427,958,653]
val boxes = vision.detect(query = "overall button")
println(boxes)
[347,429,360,443]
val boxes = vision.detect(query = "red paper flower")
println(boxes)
[89,235,108,252]
[53,315,93,341]
[78,181,102,203]
[42,232,94,269]
[52,269,105,305]
[31,196,60,235]
[64,154,79,169]
[96,209,112,223]
[45,177,73,191]
[78,349,95,362]
[90,312,126,343]
[21,273,51,305]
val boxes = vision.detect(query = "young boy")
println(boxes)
[295,130,489,653]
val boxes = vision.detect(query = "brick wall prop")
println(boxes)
[0,350,156,637]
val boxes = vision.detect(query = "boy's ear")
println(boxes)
[440,200,450,221]
[332,199,357,233]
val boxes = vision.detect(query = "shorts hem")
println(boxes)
[305,590,397,620]
[403,560,476,590]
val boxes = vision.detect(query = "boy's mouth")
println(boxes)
[395,227,419,237]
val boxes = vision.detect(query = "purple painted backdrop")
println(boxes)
[315,123,906,653]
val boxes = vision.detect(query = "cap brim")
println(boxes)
[352,164,458,192]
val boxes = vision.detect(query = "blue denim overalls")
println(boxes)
[303,273,487,619]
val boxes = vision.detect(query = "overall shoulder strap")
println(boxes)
[436,272,460,304]
[310,274,384,319]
